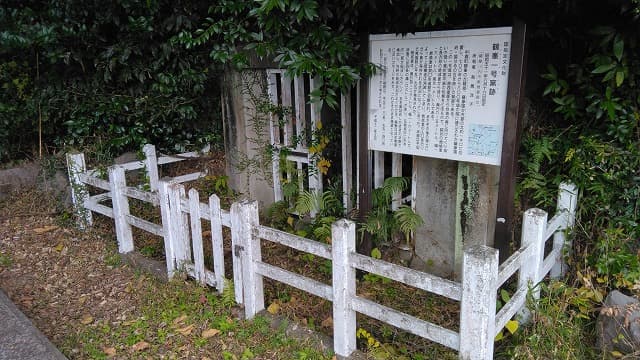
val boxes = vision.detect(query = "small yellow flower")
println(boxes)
[317,157,331,175]
[316,121,322,130]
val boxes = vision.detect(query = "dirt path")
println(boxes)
[0,190,332,359]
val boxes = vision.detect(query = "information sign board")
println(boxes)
[368,27,512,165]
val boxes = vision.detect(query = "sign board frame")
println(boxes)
[367,27,513,166]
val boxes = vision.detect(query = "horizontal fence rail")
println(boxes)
[67,145,578,360]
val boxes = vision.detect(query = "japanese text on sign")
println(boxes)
[368,27,512,165]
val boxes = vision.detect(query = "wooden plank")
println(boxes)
[169,183,191,269]
[184,263,218,288]
[156,150,202,165]
[350,253,462,301]
[84,201,113,218]
[341,90,354,213]
[518,208,547,319]
[125,215,163,236]
[255,225,332,260]
[459,245,499,358]
[357,40,373,255]
[308,76,322,194]
[171,172,206,184]
[543,212,566,242]
[494,286,527,337]
[267,71,283,202]
[238,201,264,318]
[373,151,384,188]
[391,153,402,210]
[351,296,460,351]
[66,153,93,229]
[332,219,357,357]
[494,20,527,261]
[541,248,561,280]
[189,188,207,285]
[281,75,293,147]
[209,194,225,293]
[109,166,134,253]
[255,262,333,301]
[551,182,578,278]
[497,246,527,287]
[80,173,110,191]
[158,180,176,277]
[294,76,306,150]
[123,187,159,206]
[142,144,159,191]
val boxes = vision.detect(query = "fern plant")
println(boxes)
[360,177,424,248]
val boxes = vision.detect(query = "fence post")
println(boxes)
[188,188,206,285]
[230,201,245,304]
[236,200,263,319]
[331,219,357,357]
[168,182,191,271]
[142,144,159,192]
[518,208,547,320]
[66,152,93,229]
[459,245,498,360]
[108,165,134,253]
[209,194,225,293]
[551,182,578,279]
[158,179,176,278]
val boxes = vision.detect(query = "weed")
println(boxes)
[0,251,12,267]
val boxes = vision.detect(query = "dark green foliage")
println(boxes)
[519,5,640,288]
[0,1,222,162]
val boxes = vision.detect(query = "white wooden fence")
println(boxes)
[67,145,578,360]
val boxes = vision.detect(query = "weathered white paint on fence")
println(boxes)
[255,262,333,300]
[494,286,527,337]
[109,166,134,253]
[459,245,498,360]
[66,152,93,229]
[352,296,460,350]
[331,219,357,357]
[125,214,163,237]
[551,182,578,278]
[67,146,580,360]
[142,144,159,191]
[172,171,206,184]
[189,188,207,285]
[123,186,160,206]
[266,71,283,203]
[158,180,176,277]
[518,208,547,310]
[167,183,191,271]
[79,173,111,191]
[230,202,246,304]
[237,201,264,319]
[84,193,113,218]
[255,226,332,259]
[209,194,225,293]
[350,253,462,300]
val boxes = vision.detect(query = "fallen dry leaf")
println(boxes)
[131,341,150,352]
[80,315,94,325]
[201,328,221,338]
[33,225,59,234]
[103,347,116,357]
[321,316,333,328]
[176,324,194,336]
[172,314,188,326]
[267,302,280,314]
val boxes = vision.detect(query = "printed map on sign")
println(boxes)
[368,27,512,165]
